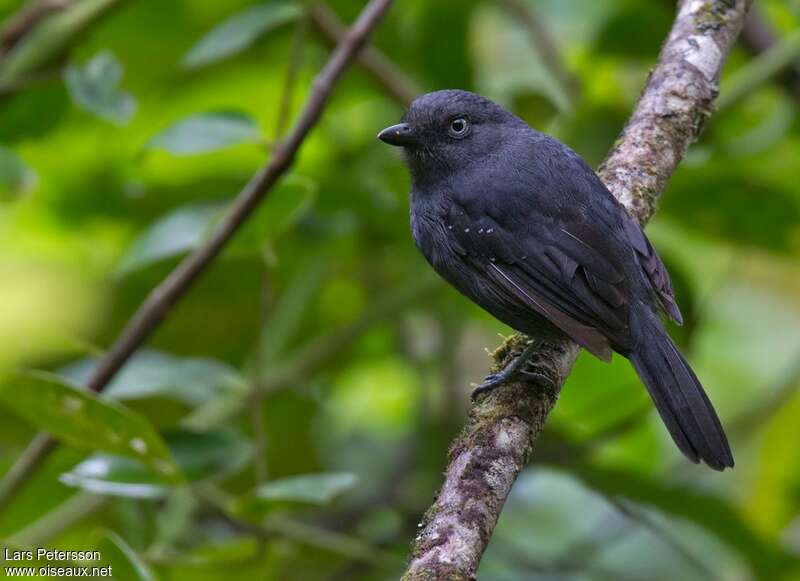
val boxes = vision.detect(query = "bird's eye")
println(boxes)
[448,117,469,138]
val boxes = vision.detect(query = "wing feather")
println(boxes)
[487,263,612,361]
[445,200,629,356]
[622,217,683,324]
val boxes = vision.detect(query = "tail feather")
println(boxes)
[629,306,734,470]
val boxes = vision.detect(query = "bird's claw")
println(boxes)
[470,340,546,401]
[470,373,504,401]
[516,370,551,384]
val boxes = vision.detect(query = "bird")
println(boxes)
[378,89,733,471]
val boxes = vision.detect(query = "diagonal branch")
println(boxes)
[402,1,751,578]
[496,0,580,109]
[307,1,419,106]
[0,0,127,94]
[0,0,396,511]
[739,6,800,100]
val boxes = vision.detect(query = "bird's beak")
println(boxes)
[377,123,417,147]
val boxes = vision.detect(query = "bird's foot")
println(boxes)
[470,372,507,401]
[516,369,552,384]
[470,340,543,401]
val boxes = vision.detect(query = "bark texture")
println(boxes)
[402,1,751,579]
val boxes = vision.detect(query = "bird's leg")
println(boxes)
[471,339,546,401]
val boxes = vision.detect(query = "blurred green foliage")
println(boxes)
[0,0,799,579]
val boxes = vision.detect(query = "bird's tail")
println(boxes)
[628,305,733,470]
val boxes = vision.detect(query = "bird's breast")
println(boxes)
[410,191,459,272]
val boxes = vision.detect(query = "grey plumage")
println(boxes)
[379,89,733,470]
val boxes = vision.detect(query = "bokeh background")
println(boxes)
[1,0,799,579]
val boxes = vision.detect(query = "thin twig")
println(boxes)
[251,263,275,484]
[718,28,800,110]
[403,1,751,578]
[250,14,310,486]
[263,515,402,568]
[182,274,437,430]
[496,0,580,109]
[196,485,401,568]
[0,0,72,53]
[307,1,419,106]
[609,496,718,581]
[725,350,800,439]
[253,273,438,397]
[275,15,308,139]
[0,0,396,512]
[0,0,127,93]
[740,7,800,99]
[7,492,108,546]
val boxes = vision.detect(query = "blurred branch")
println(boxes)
[0,0,72,53]
[275,15,309,139]
[608,497,718,581]
[257,274,437,393]
[718,27,800,110]
[0,0,396,512]
[739,6,800,99]
[196,486,401,569]
[307,1,420,106]
[251,263,276,484]
[7,492,108,546]
[726,351,800,438]
[402,1,751,578]
[572,462,793,577]
[497,0,580,108]
[0,0,126,95]
[250,14,311,485]
[263,515,402,568]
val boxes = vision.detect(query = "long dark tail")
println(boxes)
[628,305,734,470]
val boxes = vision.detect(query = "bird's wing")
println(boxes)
[444,196,630,361]
[621,216,683,324]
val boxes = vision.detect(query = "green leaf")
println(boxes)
[115,204,223,275]
[63,50,136,125]
[0,372,178,479]
[146,112,263,155]
[254,472,357,505]
[59,428,251,499]
[62,349,247,408]
[116,175,315,274]
[182,3,303,69]
[95,531,155,581]
[0,145,36,200]
[60,457,166,499]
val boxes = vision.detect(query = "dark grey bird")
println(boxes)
[378,89,733,470]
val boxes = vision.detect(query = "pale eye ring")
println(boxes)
[448,117,470,138]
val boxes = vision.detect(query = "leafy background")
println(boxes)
[1,0,799,579]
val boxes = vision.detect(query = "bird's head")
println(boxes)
[378,90,521,182]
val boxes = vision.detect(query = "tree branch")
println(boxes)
[0,0,126,94]
[402,1,751,578]
[0,0,396,511]
[739,6,800,99]
[717,26,800,111]
[496,0,580,108]
[307,1,420,106]
[0,0,72,53]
